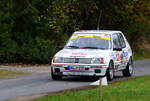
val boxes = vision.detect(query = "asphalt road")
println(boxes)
[0,59,150,101]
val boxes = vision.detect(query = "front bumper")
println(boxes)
[51,63,108,76]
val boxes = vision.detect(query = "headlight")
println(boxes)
[91,58,104,64]
[52,57,64,63]
[91,58,100,64]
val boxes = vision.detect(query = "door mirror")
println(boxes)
[58,46,64,50]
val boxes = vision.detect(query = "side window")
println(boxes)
[112,34,122,49]
[118,33,126,48]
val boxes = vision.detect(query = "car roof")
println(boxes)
[74,30,122,35]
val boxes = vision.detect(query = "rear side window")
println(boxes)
[118,33,126,48]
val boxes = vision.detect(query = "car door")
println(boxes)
[112,33,123,71]
[118,33,128,69]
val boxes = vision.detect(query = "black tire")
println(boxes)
[122,57,133,77]
[106,61,114,81]
[51,67,62,80]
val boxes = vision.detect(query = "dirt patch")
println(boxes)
[0,63,50,67]
[0,64,51,75]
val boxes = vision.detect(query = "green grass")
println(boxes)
[34,75,150,101]
[133,52,150,61]
[0,70,24,79]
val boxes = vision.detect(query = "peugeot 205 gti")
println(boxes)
[51,30,133,81]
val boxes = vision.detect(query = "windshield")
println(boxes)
[65,34,111,49]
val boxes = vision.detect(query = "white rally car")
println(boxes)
[51,30,133,81]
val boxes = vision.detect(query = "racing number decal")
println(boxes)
[116,52,123,64]
[116,51,128,64]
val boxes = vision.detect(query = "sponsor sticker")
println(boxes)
[70,35,110,40]
[72,53,87,55]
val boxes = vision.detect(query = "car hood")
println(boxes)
[55,49,110,58]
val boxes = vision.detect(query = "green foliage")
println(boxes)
[0,0,150,63]
[133,52,150,61]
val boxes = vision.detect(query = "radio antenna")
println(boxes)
[97,10,102,30]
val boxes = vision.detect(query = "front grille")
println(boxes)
[63,58,91,64]
[78,58,91,64]
[64,58,76,63]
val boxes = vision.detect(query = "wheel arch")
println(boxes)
[109,59,114,68]
[106,59,115,81]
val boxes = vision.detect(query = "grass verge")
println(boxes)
[133,52,150,61]
[0,70,25,79]
[34,75,150,101]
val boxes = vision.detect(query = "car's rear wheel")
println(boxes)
[122,57,133,77]
[51,67,62,80]
[106,61,114,81]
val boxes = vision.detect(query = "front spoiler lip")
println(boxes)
[51,63,107,67]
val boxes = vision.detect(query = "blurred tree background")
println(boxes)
[0,0,150,64]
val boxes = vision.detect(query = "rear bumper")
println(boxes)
[51,63,107,76]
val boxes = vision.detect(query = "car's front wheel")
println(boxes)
[122,57,133,77]
[51,67,62,80]
[106,61,114,81]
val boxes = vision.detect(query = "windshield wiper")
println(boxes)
[66,45,80,49]
[81,47,106,49]
[81,46,99,49]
